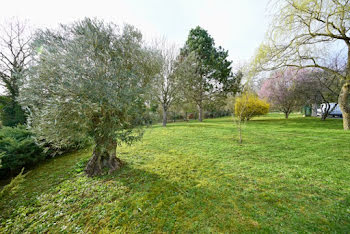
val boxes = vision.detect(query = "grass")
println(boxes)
[1,113,349,232]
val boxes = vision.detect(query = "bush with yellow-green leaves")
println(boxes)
[234,93,269,121]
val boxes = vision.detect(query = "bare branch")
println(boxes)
[0,18,33,97]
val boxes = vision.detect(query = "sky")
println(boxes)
[1,0,270,65]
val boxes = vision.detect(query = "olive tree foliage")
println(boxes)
[254,0,350,130]
[20,19,157,176]
[0,19,32,126]
[151,39,180,127]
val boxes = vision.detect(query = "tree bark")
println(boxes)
[162,106,167,127]
[320,103,331,121]
[311,104,318,117]
[198,102,203,122]
[284,111,289,119]
[338,81,350,130]
[84,141,122,177]
[238,119,242,144]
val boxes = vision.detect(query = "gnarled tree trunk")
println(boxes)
[85,140,122,177]
[338,81,350,130]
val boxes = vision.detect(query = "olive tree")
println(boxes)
[20,19,156,176]
[254,0,350,130]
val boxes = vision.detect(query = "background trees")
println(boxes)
[254,0,350,130]
[306,69,343,120]
[20,19,157,176]
[0,19,32,126]
[179,26,233,122]
[259,68,309,118]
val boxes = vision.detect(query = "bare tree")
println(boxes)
[308,69,343,120]
[152,39,180,127]
[254,0,350,130]
[0,18,32,99]
[0,19,32,126]
[296,54,345,120]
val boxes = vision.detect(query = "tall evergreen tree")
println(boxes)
[179,26,234,121]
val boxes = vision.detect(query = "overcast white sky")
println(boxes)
[1,0,270,65]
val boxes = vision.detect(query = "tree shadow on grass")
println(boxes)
[99,163,254,232]
[99,162,349,233]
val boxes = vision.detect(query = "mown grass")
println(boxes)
[1,113,349,233]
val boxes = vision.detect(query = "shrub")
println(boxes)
[0,126,44,178]
[0,96,26,127]
[41,137,92,158]
[234,93,270,120]
[0,168,27,199]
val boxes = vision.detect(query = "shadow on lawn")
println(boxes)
[100,163,255,232]
[100,161,350,232]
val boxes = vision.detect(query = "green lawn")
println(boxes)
[1,113,350,233]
